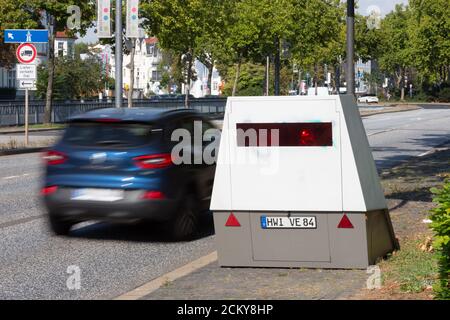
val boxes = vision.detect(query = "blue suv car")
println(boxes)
[41,108,217,240]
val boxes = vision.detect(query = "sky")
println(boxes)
[77,0,409,44]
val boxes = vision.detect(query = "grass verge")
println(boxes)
[379,234,438,294]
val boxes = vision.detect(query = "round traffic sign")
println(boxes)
[16,43,37,64]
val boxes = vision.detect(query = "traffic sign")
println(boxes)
[17,64,37,80]
[4,29,48,43]
[16,44,37,64]
[18,80,37,90]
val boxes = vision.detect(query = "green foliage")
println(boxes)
[37,56,107,100]
[436,87,450,103]
[378,4,412,96]
[408,0,450,83]
[222,63,265,96]
[0,0,42,66]
[429,180,450,299]
[381,238,438,293]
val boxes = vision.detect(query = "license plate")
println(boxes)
[71,189,124,202]
[261,216,317,229]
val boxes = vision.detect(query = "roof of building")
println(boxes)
[56,31,77,39]
[145,37,158,45]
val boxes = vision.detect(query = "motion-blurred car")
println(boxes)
[357,95,379,104]
[41,108,217,240]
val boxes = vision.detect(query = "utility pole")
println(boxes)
[346,0,355,96]
[115,0,123,108]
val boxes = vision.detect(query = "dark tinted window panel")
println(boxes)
[236,123,332,147]
[63,122,161,147]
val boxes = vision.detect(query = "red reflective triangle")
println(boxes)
[225,213,241,227]
[337,214,354,229]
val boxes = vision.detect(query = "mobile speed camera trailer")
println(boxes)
[210,95,399,269]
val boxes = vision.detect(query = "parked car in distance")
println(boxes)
[41,108,217,240]
[357,95,380,104]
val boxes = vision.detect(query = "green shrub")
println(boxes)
[429,180,450,299]
[437,88,450,103]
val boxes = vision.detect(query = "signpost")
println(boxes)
[15,46,37,146]
[3,30,47,146]
[3,29,49,43]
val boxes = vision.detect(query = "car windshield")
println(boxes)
[62,122,161,147]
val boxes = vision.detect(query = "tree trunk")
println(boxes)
[44,18,56,124]
[274,37,281,96]
[232,58,242,97]
[185,52,193,108]
[207,64,213,96]
[400,68,405,101]
[128,41,136,108]
[314,64,318,96]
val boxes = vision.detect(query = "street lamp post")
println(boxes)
[115,0,123,108]
[346,0,355,96]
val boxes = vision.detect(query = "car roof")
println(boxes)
[69,107,204,123]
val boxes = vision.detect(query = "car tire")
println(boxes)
[48,215,73,236]
[169,193,200,241]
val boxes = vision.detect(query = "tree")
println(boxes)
[142,0,206,107]
[408,0,450,84]
[290,0,345,93]
[378,4,413,101]
[0,0,41,67]
[157,49,184,94]
[36,1,95,122]
[36,55,107,100]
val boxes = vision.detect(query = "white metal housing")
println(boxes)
[210,95,387,213]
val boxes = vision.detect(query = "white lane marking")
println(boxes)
[1,173,33,180]
[3,175,20,180]
[418,150,434,157]
[367,129,395,137]
[114,251,218,300]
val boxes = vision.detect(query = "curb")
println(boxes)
[0,147,46,156]
[115,251,218,300]
[0,127,64,135]
[360,106,422,118]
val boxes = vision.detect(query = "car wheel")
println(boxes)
[48,215,73,236]
[169,193,200,241]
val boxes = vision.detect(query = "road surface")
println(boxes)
[0,107,449,299]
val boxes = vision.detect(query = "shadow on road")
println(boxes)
[380,143,450,203]
[68,211,215,243]
[373,134,450,171]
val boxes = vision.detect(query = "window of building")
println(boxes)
[146,44,154,56]
[57,42,64,57]
[151,71,162,81]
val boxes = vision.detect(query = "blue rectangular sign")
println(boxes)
[3,29,49,43]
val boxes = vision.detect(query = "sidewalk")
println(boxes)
[133,142,449,300]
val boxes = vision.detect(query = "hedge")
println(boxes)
[430,180,450,299]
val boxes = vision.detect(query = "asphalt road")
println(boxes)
[0,107,449,300]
